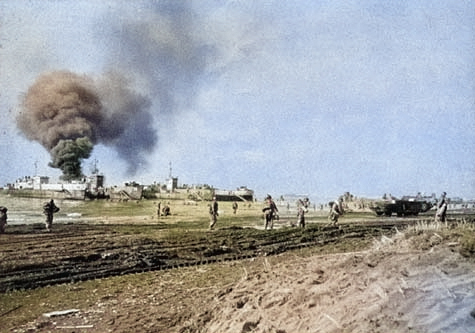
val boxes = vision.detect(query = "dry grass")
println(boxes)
[1,194,473,332]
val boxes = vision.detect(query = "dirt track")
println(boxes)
[0,221,401,292]
[2,218,475,333]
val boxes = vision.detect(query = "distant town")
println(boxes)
[2,171,474,216]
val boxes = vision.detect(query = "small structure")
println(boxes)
[9,174,106,200]
[166,177,178,192]
[213,186,254,202]
[165,162,178,192]
[108,181,144,201]
[13,176,49,190]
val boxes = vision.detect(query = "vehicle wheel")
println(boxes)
[385,211,392,217]
[421,203,428,211]
[397,212,403,217]
[376,212,383,216]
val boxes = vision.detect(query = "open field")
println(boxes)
[1,195,475,332]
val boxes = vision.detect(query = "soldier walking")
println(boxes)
[0,206,7,234]
[209,197,218,230]
[297,198,309,228]
[435,192,448,226]
[328,197,343,226]
[262,195,278,230]
[43,199,59,232]
[232,201,238,214]
[162,203,171,216]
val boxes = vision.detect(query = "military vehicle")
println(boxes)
[370,199,433,217]
[213,186,254,202]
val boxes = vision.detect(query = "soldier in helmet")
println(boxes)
[209,197,219,230]
[0,206,7,234]
[43,199,59,232]
[262,194,278,230]
[435,192,448,225]
[297,198,309,228]
[162,202,171,216]
[328,197,343,226]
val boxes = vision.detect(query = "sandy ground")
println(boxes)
[203,232,475,333]
[10,228,475,333]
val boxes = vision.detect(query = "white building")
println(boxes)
[14,176,49,190]
[166,177,178,192]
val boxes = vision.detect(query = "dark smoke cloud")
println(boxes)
[94,71,156,174]
[111,1,216,116]
[49,137,93,180]
[16,2,238,180]
[17,70,156,179]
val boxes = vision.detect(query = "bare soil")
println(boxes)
[0,222,397,292]
[1,219,475,333]
[203,230,475,333]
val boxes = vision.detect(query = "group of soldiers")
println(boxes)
[207,194,343,231]
[156,202,171,217]
[262,195,344,230]
[0,199,60,234]
[0,192,449,234]
[206,194,343,231]
[256,190,448,230]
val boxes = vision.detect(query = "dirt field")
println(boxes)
[203,229,475,333]
[1,198,474,332]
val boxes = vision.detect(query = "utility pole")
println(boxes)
[91,159,99,175]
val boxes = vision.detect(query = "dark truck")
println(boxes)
[370,199,433,217]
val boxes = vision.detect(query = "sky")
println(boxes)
[1,0,474,202]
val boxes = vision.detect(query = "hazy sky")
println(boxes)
[1,0,474,202]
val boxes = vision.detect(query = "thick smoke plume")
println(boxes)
[17,70,156,180]
[16,2,255,181]
[49,137,93,180]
